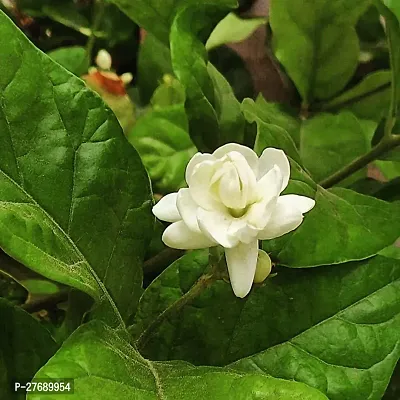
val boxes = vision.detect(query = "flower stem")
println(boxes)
[319,134,400,188]
[136,271,218,350]
[86,0,105,59]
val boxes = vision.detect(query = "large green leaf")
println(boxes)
[170,3,244,151]
[0,12,153,326]
[270,0,370,103]
[28,320,327,399]
[28,321,327,400]
[319,70,392,121]
[131,253,400,400]
[300,111,376,183]
[0,298,58,400]
[263,186,400,267]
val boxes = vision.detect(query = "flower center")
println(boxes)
[228,204,250,218]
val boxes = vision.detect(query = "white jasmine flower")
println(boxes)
[153,143,315,298]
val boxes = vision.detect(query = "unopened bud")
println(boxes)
[95,49,112,70]
[120,72,133,85]
[253,250,272,284]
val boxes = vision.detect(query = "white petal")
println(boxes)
[197,209,239,248]
[188,160,222,211]
[255,164,283,201]
[213,143,259,175]
[229,151,258,205]
[228,219,259,244]
[258,148,290,192]
[217,162,244,209]
[176,188,201,233]
[258,196,309,240]
[244,166,282,229]
[162,221,216,250]
[279,194,315,213]
[152,193,180,222]
[225,240,258,298]
[185,152,216,185]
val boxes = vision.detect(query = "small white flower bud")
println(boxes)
[95,49,112,70]
[120,72,133,85]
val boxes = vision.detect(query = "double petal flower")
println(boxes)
[153,144,315,298]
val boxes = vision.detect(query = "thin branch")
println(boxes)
[136,251,222,350]
[86,0,105,60]
[313,82,391,112]
[319,134,400,188]
[143,248,184,275]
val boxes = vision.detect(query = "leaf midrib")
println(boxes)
[0,168,124,326]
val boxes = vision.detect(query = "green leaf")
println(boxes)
[84,85,136,135]
[28,320,327,400]
[319,70,392,121]
[137,33,174,105]
[150,76,186,108]
[231,255,400,400]
[206,12,267,50]
[0,12,153,326]
[284,158,318,198]
[300,111,376,183]
[263,186,400,267]
[109,0,237,45]
[207,63,245,145]
[241,98,301,163]
[47,46,89,76]
[132,253,400,400]
[170,3,244,151]
[0,298,58,400]
[375,160,400,179]
[383,0,400,26]
[22,279,60,296]
[270,0,370,103]
[128,85,197,193]
[379,244,400,259]
[244,95,301,145]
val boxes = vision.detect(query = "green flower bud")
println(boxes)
[253,250,272,284]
